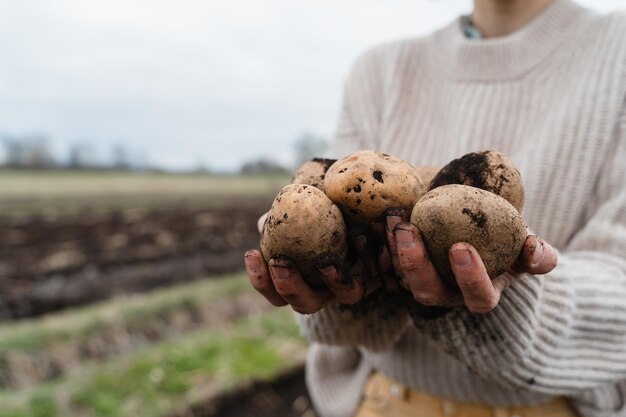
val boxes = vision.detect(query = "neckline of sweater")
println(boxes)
[428,0,594,81]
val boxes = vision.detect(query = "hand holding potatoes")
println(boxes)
[245,150,558,316]
[245,158,384,313]
[387,151,557,314]
[244,227,382,313]
[387,220,557,314]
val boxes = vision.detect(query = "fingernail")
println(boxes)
[394,229,414,248]
[531,241,544,267]
[385,207,406,218]
[450,249,472,267]
[319,265,337,276]
[244,253,259,273]
[271,266,291,280]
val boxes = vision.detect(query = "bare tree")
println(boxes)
[239,158,289,175]
[111,144,130,170]
[2,133,55,168]
[193,156,211,174]
[68,142,97,169]
[293,132,329,168]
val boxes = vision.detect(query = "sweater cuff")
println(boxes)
[296,291,411,352]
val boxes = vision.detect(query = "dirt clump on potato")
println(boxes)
[324,150,426,223]
[260,184,347,287]
[292,158,337,191]
[411,184,527,286]
[430,150,525,212]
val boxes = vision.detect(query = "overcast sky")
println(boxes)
[0,0,623,171]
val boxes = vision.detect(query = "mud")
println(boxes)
[0,201,269,319]
[169,366,318,417]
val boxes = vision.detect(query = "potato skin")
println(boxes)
[324,150,426,223]
[411,184,527,286]
[292,158,337,192]
[260,184,347,287]
[430,150,525,213]
[414,166,440,189]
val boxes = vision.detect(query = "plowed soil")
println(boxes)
[0,200,269,319]
[169,366,318,417]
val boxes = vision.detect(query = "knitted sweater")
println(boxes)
[297,1,626,417]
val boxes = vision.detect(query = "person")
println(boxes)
[244,0,626,416]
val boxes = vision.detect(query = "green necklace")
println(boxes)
[461,15,483,39]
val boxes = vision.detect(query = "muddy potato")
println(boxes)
[324,150,426,223]
[430,150,525,212]
[414,166,440,189]
[292,158,337,191]
[411,184,527,286]
[260,184,347,287]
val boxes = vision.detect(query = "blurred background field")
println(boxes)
[0,170,290,216]
[1,1,618,416]
[0,171,315,417]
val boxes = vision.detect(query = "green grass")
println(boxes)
[0,170,291,216]
[0,308,304,417]
[0,273,251,353]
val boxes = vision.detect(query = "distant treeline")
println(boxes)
[1,134,137,171]
[1,132,329,174]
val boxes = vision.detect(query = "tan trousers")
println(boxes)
[354,372,578,417]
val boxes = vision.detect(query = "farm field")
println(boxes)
[0,169,289,217]
[0,170,316,417]
[0,274,311,417]
[0,170,290,318]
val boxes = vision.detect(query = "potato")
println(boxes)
[414,166,440,189]
[292,158,337,191]
[324,150,426,223]
[260,184,347,287]
[430,150,525,212]
[411,184,527,285]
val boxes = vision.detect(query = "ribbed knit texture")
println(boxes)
[298,1,626,416]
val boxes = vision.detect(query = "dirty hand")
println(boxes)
[244,213,388,314]
[386,215,558,314]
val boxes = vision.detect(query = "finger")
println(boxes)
[349,228,382,294]
[315,253,364,304]
[268,257,332,314]
[385,207,409,222]
[449,243,500,314]
[245,250,287,307]
[394,223,461,307]
[257,212,269,234]
[349,258,380,298]
[379,245,401,292]
[492,275,507,295]
[517,236,558,275]
[385,207,408,249]
[384,207,408,251]
[385,214,406,289]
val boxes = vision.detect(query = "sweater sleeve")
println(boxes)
[411,104,626,396]
[297,45,412,352]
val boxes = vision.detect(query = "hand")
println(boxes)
[244,213,386,314]
[386,217,558,314]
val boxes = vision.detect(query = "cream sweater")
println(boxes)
[297,1,626,417]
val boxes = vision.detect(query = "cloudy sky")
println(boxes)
[0,0,623,171]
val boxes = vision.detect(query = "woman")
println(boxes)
[244,0,626,416]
